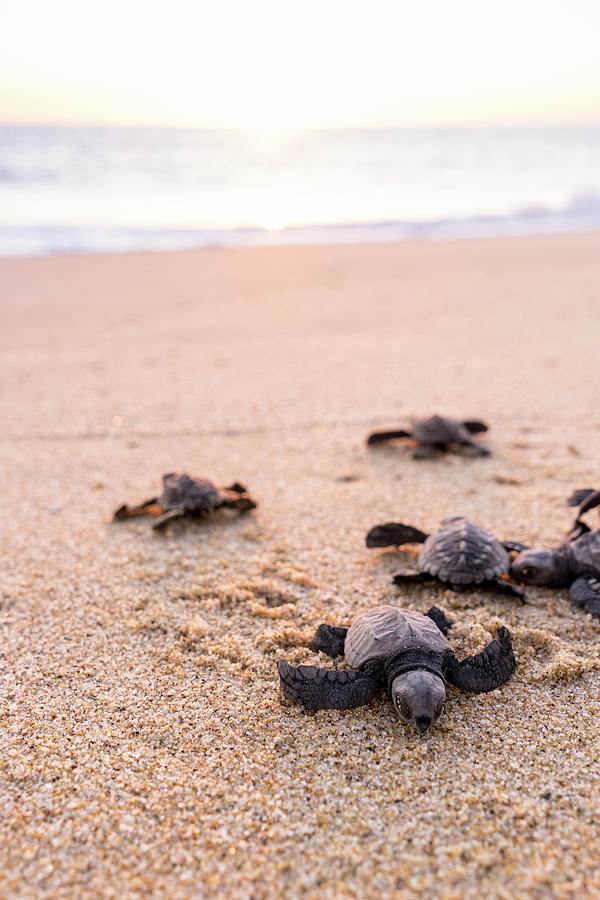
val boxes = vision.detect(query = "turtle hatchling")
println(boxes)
[113,472,256,531]
[367,414,490,459]
[278,605,515,732]
[366,516,526,600]
[510,496,600,620]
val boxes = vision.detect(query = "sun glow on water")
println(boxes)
[2,124,600,257]
[261,218,288,232]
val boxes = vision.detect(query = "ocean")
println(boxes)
[1,124,599,256]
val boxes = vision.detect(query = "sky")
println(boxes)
[2,0,600,129]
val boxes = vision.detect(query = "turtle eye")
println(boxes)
[521,566,535,578]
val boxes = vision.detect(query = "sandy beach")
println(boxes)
[2,233,600,899]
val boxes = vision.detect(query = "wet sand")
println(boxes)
[1,233,600,899]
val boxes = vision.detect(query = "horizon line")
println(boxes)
[2,118,600,132]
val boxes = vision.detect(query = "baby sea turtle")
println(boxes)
[277,605,515,732]
[113,473,256,531]
[367,415,490,459]
[509,501,600,620]
[366,516,526,600]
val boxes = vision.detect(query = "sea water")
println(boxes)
[1,124,599,256]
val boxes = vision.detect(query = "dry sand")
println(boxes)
[1,233,600,899]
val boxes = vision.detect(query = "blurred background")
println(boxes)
[1,0,599,256]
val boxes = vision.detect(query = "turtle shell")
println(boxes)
[411,415,467,445]
[159,473,221,512]
[418,516,509,585]
[570,529,600,576]
[345,605,450,669]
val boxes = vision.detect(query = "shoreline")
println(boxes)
[0,225,599,265]
[3,224,600,262]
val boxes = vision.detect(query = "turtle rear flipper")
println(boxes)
[460,439,491,457]
[411,445,438,459]
[311,624,348,658]
[445,627,515,693]
[366,523,429,548]
[277,660,383,710]
[570,576,600,620]
[224,482,249,494]
[486,577,526,603]
[566,489,600,541]
[218,483,257,511]
[566,519,592,542]
[220,494,257,512]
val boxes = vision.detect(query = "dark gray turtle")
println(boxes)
[113,472,256,531]
[509,495,600,620]
[366,516,526,601]
[278,605,515,732]
[367,415,490,459]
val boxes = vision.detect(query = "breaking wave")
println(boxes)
[2,193,600,257]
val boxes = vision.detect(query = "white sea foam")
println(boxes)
[1,125,599,256]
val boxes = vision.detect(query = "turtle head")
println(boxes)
[391,670,445,733]
[509,548,567,587]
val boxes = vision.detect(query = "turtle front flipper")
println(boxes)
[367,429,411,445]
[311,624,348,658]
[393,572,434,587]
[502,540,530,553]
[570,576,600,621]
[567,488,599,509]
[445,626,516,693]
[426,606,454,635]
[366,523,429,548]
[576,490,600,517]
[113,497,161,521]
[277,660,383,710]
[462,420,489,434]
